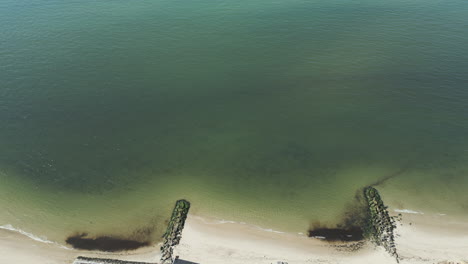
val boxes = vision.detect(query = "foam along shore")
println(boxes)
[1,213,468,264]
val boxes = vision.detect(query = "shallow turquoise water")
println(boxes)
[1,0,467,245]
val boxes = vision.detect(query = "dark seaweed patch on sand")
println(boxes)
[307,189,368,242]
[308,227,364,241]
[66,233,150,252]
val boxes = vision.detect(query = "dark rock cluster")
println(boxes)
[160,199,191,263]
[364,187,399,262]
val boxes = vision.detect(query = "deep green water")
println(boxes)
[1,0,467,245]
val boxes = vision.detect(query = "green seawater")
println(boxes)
[1,0,467,245]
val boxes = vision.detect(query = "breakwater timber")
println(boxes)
[364,187,399,262]
[160,199,191,264]
[72,256,155,264]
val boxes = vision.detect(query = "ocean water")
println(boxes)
[1,0,467,246]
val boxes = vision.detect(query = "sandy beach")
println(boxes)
[1,211,467,264]
[0,226,161,264]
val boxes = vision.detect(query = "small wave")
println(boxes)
[0,224,70,249]
[217,220,237,224]
[394,209,424,214]
[0,224,54,244]
[195,216,286,234]
[254,227,285,234]
[196,217,239,225]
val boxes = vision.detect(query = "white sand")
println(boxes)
[1,213,467,264]
[175,215,468,264]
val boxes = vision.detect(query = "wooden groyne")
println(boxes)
[73,256,154,264]
[364,187,399,262]
[160,199,191,264]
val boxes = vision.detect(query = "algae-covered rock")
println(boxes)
[160,199,191,264]
[364,187,399,262]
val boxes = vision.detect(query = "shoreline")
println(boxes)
[1,210,467,264]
